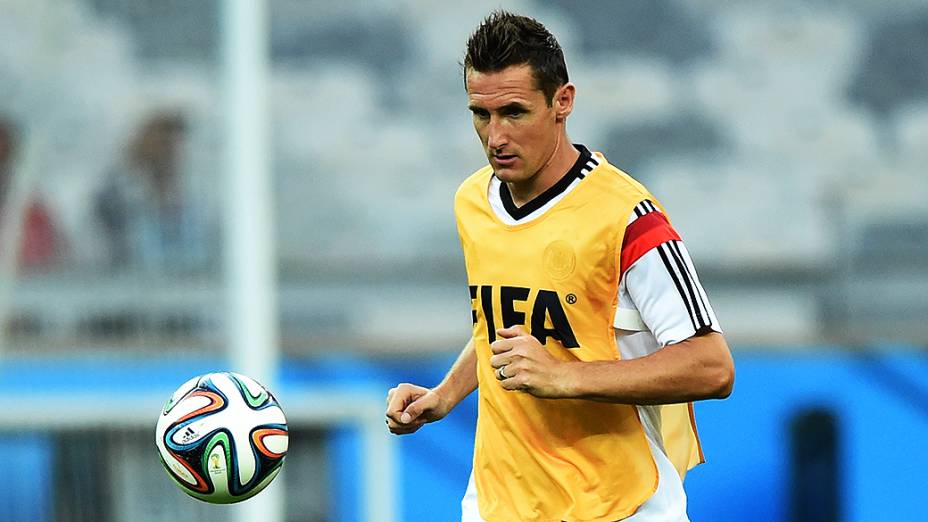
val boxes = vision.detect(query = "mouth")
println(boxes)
[492,154,518,167]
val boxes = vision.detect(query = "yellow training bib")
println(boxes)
[455,154,665,521]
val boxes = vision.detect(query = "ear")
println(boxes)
[554,82,576,123]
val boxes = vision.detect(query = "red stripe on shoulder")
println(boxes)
[620,212,681,279]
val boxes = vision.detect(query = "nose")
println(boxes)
[486,117,508,152]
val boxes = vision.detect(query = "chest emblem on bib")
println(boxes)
[543,240,576,280]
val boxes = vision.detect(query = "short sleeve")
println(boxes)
[613,201,721,346]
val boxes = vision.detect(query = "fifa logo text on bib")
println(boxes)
[469,285,579,348]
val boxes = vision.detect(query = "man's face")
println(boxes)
[466,64,561,184]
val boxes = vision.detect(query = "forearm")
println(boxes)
[433,337,479,412]
[565,332,734,405]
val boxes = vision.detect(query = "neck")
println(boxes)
[508,132,579,206]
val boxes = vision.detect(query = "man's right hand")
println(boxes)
[385,383,450,435]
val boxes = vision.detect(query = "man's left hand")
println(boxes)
[489,325,575,398]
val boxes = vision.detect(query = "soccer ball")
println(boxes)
[155,372,288,503]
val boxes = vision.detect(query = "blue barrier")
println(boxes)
[364,350,928,521]
[0,434,52,522]
[685,350,928,522]
[2,350,926,521]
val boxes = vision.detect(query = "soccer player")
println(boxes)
[385,10,734,522]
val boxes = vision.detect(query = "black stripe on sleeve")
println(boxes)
[665,241,709,328]
[582,159,597,173]
[656,243,699,330]
[632,200,659,222]
[669,240,714,329]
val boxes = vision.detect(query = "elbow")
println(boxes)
[700,332,734,400]
[710,358,735,399]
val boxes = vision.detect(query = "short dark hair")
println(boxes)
[464,10,569,105]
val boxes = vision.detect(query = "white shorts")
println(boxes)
[461,436,689,522]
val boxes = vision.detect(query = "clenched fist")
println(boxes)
[385,383,451,435]
[489,325,577,398]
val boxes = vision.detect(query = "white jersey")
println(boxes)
[463,146,721,522]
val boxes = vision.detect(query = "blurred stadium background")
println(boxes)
[1,0,926,520]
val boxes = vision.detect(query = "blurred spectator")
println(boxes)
[0,117,65,271]
[95,111,213,273]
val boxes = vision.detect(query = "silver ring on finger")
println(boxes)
[496,365,507,380]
